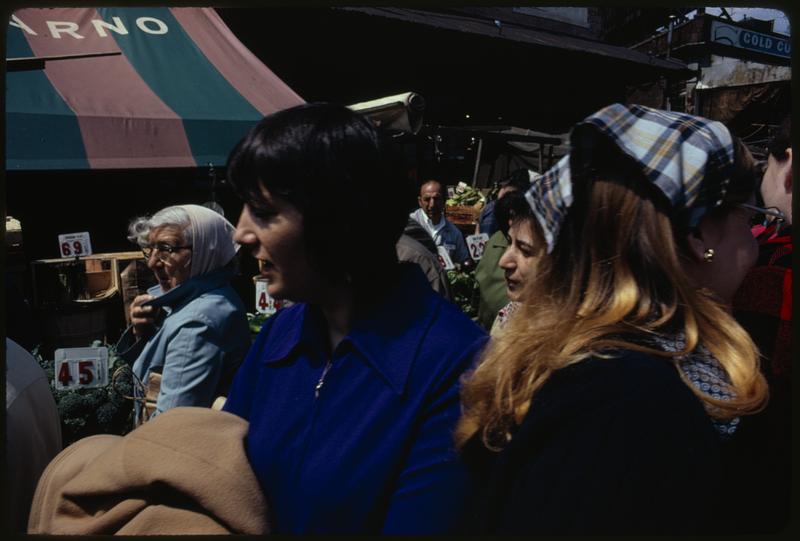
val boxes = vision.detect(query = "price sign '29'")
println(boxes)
[466,233,489,261]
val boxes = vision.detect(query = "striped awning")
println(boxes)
[6,7,304,170]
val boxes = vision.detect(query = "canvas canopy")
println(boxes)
[6,7,304,170]
[348,91,426,134]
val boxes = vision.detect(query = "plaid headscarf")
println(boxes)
[525,103,736,253]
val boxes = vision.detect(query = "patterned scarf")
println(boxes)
[651,333,740,438]
[525,103,735,253]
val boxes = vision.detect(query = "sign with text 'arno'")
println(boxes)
[711,20,790,59]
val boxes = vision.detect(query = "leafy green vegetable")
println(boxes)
[247,312,271,335]
[447,268,480,319]
[35,340,135,447]
[446,182,486,206]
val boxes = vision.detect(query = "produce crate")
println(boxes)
[31,252,144,355]
[446,204,482,225]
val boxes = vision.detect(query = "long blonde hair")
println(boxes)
[456,147,769,451]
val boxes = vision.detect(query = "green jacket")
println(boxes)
[474,231,509,331]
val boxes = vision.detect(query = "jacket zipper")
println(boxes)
[315,358,333,399]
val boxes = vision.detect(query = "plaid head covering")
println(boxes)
[525,103,736,253]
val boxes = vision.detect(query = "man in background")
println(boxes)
[409,180,471,266]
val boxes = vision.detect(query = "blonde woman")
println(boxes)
[456,104,771,534]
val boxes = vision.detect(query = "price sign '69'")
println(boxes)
[57,232,93,258]
[54,347,109,391]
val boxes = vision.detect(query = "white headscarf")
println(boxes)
[180,204,239,278]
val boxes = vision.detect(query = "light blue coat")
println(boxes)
[117,267,250,422]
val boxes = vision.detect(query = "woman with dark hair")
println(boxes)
[457,104,770,534]
[223,103,487,534]
[490,191,545,335]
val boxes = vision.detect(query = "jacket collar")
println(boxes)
[261,264,439,395]
[144,266,234,312]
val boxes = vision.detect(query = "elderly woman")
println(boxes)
[457,104,770,534]
[222,103,487,534]
[117,204,250,424]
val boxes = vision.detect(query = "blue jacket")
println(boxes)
[224,264,488,534]
[118,267,250,421]
[478,199,499,236]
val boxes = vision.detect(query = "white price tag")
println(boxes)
[57,232,92,258]
[436,245,455,270]
[255,279,278,316]
[466,233,489,261]
[54,347,109,391]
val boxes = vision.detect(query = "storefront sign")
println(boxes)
[57,232,92,258]
[10,13,169,39]
[54,347,109,391]
[711,20,790,59]
[466,233,489,261]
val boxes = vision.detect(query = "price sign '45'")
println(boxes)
[54,347,109,391]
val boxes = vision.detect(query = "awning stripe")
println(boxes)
[97,7,263,167]
[170,7,304,116]
[6,21,90,170]
[6,7,302,170]
[15,8,196,169]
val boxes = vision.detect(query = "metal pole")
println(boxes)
[471,138,483,187]
[538,143,543,173]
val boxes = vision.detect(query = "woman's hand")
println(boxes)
[130,294,159,338]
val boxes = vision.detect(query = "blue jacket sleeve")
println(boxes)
[382,337,487,534]
[152,316,227,416]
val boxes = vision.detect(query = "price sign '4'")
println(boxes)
[466,233,489,261]
[57,232,93,258]
[54,347,109,391]
[255,279,281,316]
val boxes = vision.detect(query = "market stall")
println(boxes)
[6,7,304,352]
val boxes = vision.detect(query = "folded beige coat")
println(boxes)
[28,407,270,535]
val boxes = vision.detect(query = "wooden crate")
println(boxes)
[446,204,481,225]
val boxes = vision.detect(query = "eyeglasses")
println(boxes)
[737,203,786,228]
[141,243,193,261]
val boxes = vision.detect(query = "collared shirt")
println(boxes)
[117,267,250,422]
[224,264,488,534]
[409,208,471,264]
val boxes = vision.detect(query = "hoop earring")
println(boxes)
[703,248,715,263]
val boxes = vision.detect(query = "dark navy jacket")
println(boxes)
[224,264,488,534]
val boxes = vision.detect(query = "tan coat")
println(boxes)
[28,407,269,535]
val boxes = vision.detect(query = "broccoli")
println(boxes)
[37,343,137,447]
